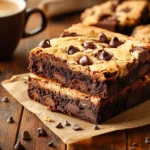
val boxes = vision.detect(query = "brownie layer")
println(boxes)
[28,74,150,124]
[29,49,150,98]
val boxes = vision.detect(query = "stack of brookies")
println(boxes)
[28,24,150,124]
[81,0,149,35]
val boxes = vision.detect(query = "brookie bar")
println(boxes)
[28,73,150,124]
[29,24,150,98]
[81,0,149,35]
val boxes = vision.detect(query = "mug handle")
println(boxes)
[22,8,47,38]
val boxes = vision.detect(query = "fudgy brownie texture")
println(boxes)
[29,24,150,98]
[28,74,150,124]
[81,0,149,35]
[132,25,150,43]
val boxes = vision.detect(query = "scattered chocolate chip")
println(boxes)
[72,124,82,131]
[93,125,99,130]
[56,122,63,129]
[83,41,97,49]
[64,120,71,126]
[22,131,31,140]
[60,31,78,37]
[1,97,9,102]
[98,50,113,61]
[47,141,54,147]
[38,39,51,48]
[67,46,80,55]
[109,36,121,48]
[98,33,109,43]
[79,56,92,66]
[14,141,25,150]
[37,128,47,137]
[145,137,150,144]
[132,143,138,146]
[120,7,131,13]
[7,116,14,123]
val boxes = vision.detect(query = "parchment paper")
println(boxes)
[2,74,150,145]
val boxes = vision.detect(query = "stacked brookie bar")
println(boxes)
[28,24,150,124]
[81,0,149,35]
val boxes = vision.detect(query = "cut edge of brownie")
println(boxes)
[28,49,150,98]
[28,73,150,124]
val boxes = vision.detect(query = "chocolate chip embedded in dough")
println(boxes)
[60,31,78,37]
[79,56,93,66]
[67,46,80,55]
[39,39,51,48]
[83,41,97,49]
[72,124,82,131]
[109,36,121,48]
[93,125,100,130]
[37,128,47,137]
[98,33,109,43]
[56,122,63,129]
[98,50,113,61]
[64,120,71,126]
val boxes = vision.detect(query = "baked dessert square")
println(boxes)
[28,73,150,124]
[132,25,150,43]
[29,24,150,98]
[81,0,149,35]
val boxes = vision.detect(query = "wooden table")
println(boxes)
[0,1,150,150]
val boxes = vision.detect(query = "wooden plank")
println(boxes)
[127,125,150,150]
[0,62,25,150]
[68,130,126,150]
[16,108,66,150]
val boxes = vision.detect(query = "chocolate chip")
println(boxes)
[64,120,71,126]
[39,39,51,48]
[1,97,9,102]
[47,141,54,147]
[56,122,63,128]
[22,131,31,140]
[93,125,99,130]
[60,31,78,37]
[132,143,138,146]
[7,116,14,123]
[98,50,113,61]
[83,41,97,49]
[67,46,79,55]
[79,56,92,66]
[72,124,82,131]
[98,33,109,43]
[37,128,47,137]
[14,141,25,150]
[145,137,150,144]
[109,37,121,48]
